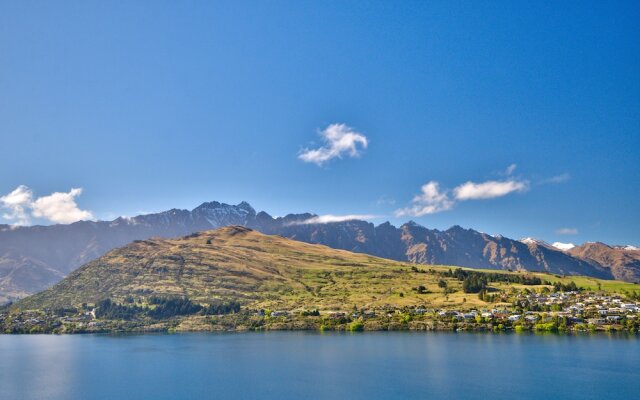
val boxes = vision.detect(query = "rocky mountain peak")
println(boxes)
[401,220,426,230]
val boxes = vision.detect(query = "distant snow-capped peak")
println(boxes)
[520,237,551,247]
[610,244,639,251]
[520,237,576,251]
[520,237,542,244]
[552,242,576,251]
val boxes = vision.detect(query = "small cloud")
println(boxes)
[505,164,517,175]
[292,214,380,225]
[540,173,571,184]
[552,242,576,251]
[555,228,578,235]
[394,181,454,217]
[376,195,396,206]
[298,123,368,166]
[0,185,93,225]
[453,179,529,200]
[0,185,33,225]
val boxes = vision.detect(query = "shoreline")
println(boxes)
[2,329,639,337]
[2,314,639,336]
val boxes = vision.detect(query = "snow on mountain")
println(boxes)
[610,245,639,251]
[520,237,550,247]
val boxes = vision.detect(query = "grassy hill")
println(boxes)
[16,226,638,314]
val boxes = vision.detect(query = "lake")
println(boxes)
[1,332,638,400]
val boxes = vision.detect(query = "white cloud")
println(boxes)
[453,179,528,200]
[505,164,517,175]
[31,188,93,224]
[0,185,33,225]
[552,242,576,251]
[293,214,379,225]
[394,181,454,217]
[555,227,578,235]
[394,167,530,217]
[298,123,368,165]
[0,186,93,225]
[541,173,571,184]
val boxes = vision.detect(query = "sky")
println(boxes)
[0,1,638,245]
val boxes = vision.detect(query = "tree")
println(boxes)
[416,285,427,294]
[462,274,487,293]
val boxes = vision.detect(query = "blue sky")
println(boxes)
[0,1,638,245]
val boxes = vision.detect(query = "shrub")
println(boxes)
[534,322,558,332]
[348,321,364,332]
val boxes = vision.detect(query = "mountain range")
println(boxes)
[1,200,639,303]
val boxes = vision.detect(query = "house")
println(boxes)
[270,310,289,317]
[508,315,521,322]
[525,315,539,323]
[363,310,376,318]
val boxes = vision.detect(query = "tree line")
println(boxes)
[437,268,583,294]
[95,297,241,320]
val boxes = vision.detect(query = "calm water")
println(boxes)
[1,332,638,400]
